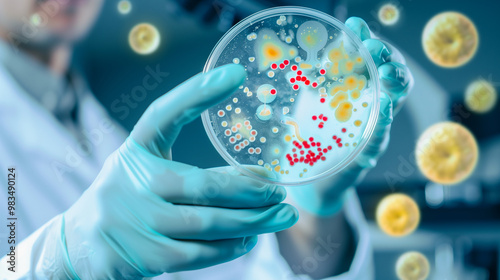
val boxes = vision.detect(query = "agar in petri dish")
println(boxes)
[415,122,478,185]
[202,7,380,185]
[376,193,420,237]
[464,78,497,114]
[422,12,478,68]
[396,251,430,280]
[129,23,160,55]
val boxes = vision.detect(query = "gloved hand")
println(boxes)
[287,17,414,216]
[61,64,298,279]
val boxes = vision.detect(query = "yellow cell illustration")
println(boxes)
[465,79,497,113]
[378,3,400,26]
[396,251,430,280]
[416,122,478,185]
[422,12,478,68]
[30,13,42,26]
[129,23,160,55]
[376,193,420,237]
[118,0,132,15]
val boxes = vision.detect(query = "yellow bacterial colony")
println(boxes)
[422,12,478,68]
[416,122,478,185]
[255,29,298,71]
[396,251,430,280]
[328,74,367,122]
[465,79,497,113]
[376,193,420,237]
[335,100,353,122]
[129,23,160,55]
[324,41,364,78]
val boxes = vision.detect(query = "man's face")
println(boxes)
[0,0,103,46]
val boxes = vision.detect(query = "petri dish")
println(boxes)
[202,6,380,185]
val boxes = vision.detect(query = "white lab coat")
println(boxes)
[0,57,373,279]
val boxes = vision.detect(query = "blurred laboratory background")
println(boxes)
[76,0,500,279]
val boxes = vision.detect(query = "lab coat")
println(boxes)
[0,54,373,279]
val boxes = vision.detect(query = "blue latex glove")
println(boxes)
[61,64,298,279]
[287,17,414,216]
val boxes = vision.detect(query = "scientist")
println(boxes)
[0,0,413,279]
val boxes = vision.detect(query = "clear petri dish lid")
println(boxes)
[202,6,380,186]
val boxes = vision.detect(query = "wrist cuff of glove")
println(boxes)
[287,186,349,217]
[60,214,81,280]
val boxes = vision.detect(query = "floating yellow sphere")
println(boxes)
[416,122,478,185]
[129,23,160,55]
[422,12,478,68]
[376,193,420,237]
[465,79,497,113]
[396,251,430,280]
[118,0,132,15]
[378,3,400,26]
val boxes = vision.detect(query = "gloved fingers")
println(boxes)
[362,39,391,67]
[361,39,412,116]
[346,18,404,67]
[378,62,413,115]
[345,17,412,116]
[345,18,390,68]
[152,203,298,241]
[130,64,246,159]
[345,17,372,41]
[209,165,278,181]
[353,91,393,169]
[377,39,406,64]
[128,230,257,274]
[119,139,286,209]
[146,162,286,208]
[162,236,258,273]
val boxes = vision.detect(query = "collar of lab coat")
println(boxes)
[0,55,128,181]
[0,39,76,116]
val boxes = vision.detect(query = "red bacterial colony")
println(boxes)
[332,128,347,148]
[286,137,337,167]
[312,114,329,128]
[287,65,328,99]
[249,60,355,170]
[271,59,290,72]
